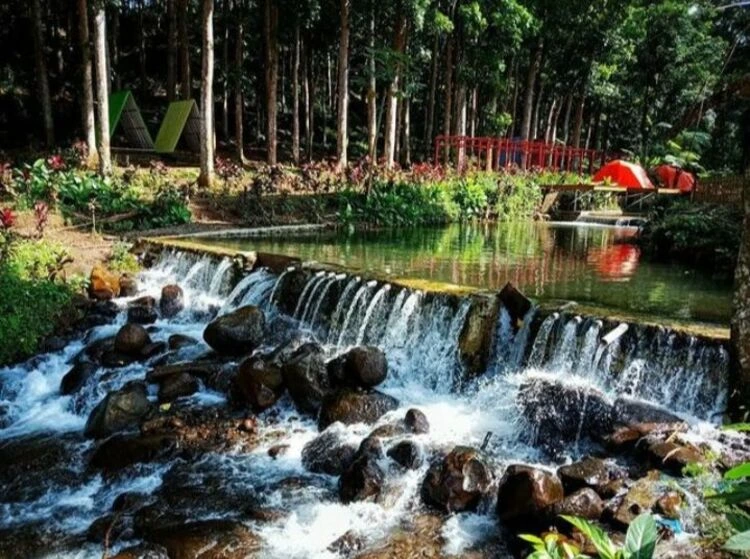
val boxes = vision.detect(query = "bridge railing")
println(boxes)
[693,175,747,207]
[434,135,607,175]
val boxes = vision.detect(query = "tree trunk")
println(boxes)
[531,79,544,140]
[138,0,147,91]
[509,58,519,137]
[109,8,118,91]
[264,0,279,165]
[335,0,350,170]
[442,35,453,158]
[304,43,313,161]
[77,0,97,165]
[235,12,247,163]
[292,23,300,164]
[571,94,585,149]
[456,85,467,168]
[178,0,191,99]
[198,0,215,187]
[402,97,411,166]
[425,32,439,146]
[367,2,377,162]
[469,87,477,138]
[544,97,557,144]
[731,180,750,418]
[561,94,573,143]
[93,8,111,175]
[167,0,176,101]
[384,10,407,169]
[31,0,54,146]
[220,0,230,139]
[520,39,543,142]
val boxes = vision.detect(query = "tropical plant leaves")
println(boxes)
[724,530,750,552]
[624,513,658,559]
[725,463,750,480]
[562,516,619,559]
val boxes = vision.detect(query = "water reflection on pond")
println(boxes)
[195,222,732,324]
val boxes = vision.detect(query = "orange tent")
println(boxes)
[654,164,695,193]
[593,160,655,190]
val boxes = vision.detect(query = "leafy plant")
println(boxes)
[709,462,750,553]
[561,514,657,559]
[108,242,140,273]
[520,532,589,559]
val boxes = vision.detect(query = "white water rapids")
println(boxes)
[0,249,731,558]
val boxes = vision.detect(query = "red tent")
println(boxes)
[654,164,695,193]
[593,160,655,190]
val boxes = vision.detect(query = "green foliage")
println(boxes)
[706,461,750,553]
[0,238,76,365]
[561,514,657,559]
[495,173,543,220]
[108,242,140,273]
[519,533,588,559]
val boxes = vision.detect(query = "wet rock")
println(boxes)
[268,444,289,459]
[458,295,500,378]
[168,334,199,350]
[0,524,84,559]
[140,341,168,360]
[119,274,139,297]
[656,491,682,519]
[368,422,407,439]
[111,543,169,559]
[606,422,687,448]
[160,284,185,318]
[422,446,494,513]
[142,519,261,559]
[114,323,152,356]
[147,362,221,384]
[86,512,133,543]
[613,397,683,427]
[89,263,120,300]
[318,389,399,430]
[405,408,430,434]
[329,346,388,388]
[387,440,422,470]
[327,530,366,556]
[499,282,532,328]
[339,438,386,503]
[550,488,604,521]
[644,436,705,475]
[234,356,285,412]
[518,378,613,457]
[558,457,627,496]
[612,472,660,526]
[60,361,98,395]
[496,465,564,526]
[282,343,330,415]
[79,335,116,364]
[84,382,152,438]
[100,349,139,368]
[301,424,357,475]
[158,372,199,402]
[203,305,265,356]
[90,433,177,471]
[128,304,159,325]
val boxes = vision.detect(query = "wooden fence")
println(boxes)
[693,175,747,207]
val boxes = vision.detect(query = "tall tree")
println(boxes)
[198,0,215,187]
[178,0,191,99]
[335,0,350,169]
[292,22,301,164]
[367,1,378,162]
[93,5,111,176]
[167,0,177,101]
[264,0,279,165]
[31,0,54,146]
[235,3,247,163]
[384,3,408,169]
[77,0,98,166]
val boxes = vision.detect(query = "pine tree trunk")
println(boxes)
[731,180,750,418]
[178,0,191,99]
[442,36,453,158]
[292,23,300,164]
[167,0,176,101]
[521,39,543,142]
[367,2,377,162]
[31,0,54,146]
[264,0,278,165]
[78,0,97,165]
[198,0,215,187]
[220,0,230,139]
[235,12,247,163]
[93,8,111,175]
[384,10,407,169]
[425,32,439,146]
[335,0,350,170]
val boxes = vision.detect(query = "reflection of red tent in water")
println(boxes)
[587,244,641,280]
[653,164,696,193]
[593,160,655,190]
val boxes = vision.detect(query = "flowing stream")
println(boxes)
[0,249,732,558]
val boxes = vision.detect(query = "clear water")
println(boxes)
[189,222,732,324]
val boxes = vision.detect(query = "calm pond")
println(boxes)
[193,222,732,324]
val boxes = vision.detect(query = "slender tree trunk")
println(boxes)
[31,0,54,146]
[425,32,439,145]
[167,0,176,101]
[521,39,543,142]
[367,2,377,162]
[531,79,544,140]
[402,97,411,166]
[198,0,215,187]
[456,85,467,168]
[442,36,454,158]
[264,0,279,165]
[220,0,230,139]
[235,11,247,163]
[571,94,585,149]
[78,0,97,165]
[304,43,313,160]
[384,10,407,169]
[93,7,111,175]
[562,94,573,143]
[335,0,350,170]
[469,87,477,138]
[731,179,750,418]
[544,96,557,144]
[509,58,519,137]
[292,23,300,164]
[395,97,402,160]
[178,0,191,99]
[138,0,147,91]
[109,8,118,91]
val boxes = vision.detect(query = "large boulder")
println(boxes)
[84,382,153,439]
[517,378,613,457]
[118,274,139,297]
[114,324,152,356]
[612,473,660,526]
[339,437,386,503]
[301,424,358,475]
[160,285,185,318]
[558,457,627,497]
[387,440,423,470]
[89,264,121,300]
[318,389,399,430]
[405,408,430,434]
[60,362,98,395]
[549,488,604,521]
[203,305,265,356]
[328,346,388,388]
[643,436,705,475]
[127,304,159,325]
[281,343,330,415]
[158,372,199,402]
[421,446,494,513]
[613,397,684,427]
[234,356,285,412]
[496,465,564,526]
[141,520,261,559]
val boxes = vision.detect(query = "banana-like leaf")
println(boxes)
[624,514,657,559]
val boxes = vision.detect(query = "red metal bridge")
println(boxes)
[434,135,608,175]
